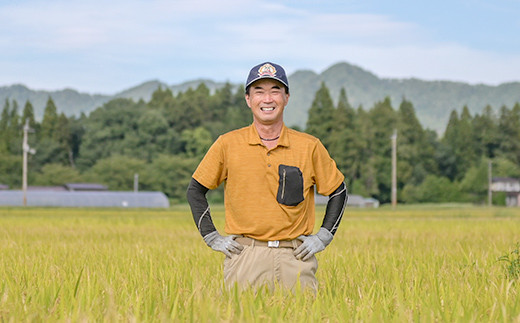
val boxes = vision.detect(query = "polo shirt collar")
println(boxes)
[247,123,290,147]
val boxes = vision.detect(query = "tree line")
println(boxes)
[306,83,520,204]
[1,82,519,204]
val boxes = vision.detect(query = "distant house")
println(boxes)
[315,192,379,208]
[0,184,9,190]
[64,183,108,191]
[363,197,380,208]
[345,194,380,208]
[491,177,520,207]
[27,186,67,191]
[24,183,108,192]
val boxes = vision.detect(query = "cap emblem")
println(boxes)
[257,63,277,77]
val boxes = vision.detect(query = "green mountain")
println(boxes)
[0,84,110,120]
[0,80,231,121]
[113,80,168,102]
[114,79,232,102]
[1,62,519,133]
[286,62,520,132]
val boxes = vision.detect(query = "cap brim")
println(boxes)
[245,76,289,89]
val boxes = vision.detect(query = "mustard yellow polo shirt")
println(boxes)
[193,123,344,241]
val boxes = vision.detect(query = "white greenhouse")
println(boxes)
[0,190,170,208]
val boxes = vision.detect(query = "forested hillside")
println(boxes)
[1,61,519,133]
[287,63,520,132]
[0,84,110,120]
[1,83,519,204]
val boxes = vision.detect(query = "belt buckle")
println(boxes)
[267,240,280,248]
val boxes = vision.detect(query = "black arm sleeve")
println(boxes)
[320,182,348,235]
[186,177,217,237]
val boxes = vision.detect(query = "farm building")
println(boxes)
[491,177,520,207]
[0,183,170,208]
[315,192,379,208]
[64,183,108,191]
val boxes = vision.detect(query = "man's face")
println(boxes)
[245,79,289,126]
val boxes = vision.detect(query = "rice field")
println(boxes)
[0,205,519,322]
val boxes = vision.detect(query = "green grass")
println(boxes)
[1,205,519,322]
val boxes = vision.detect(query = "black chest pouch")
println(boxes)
[276,164,304,206]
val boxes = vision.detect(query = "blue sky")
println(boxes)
[1,0,519,94]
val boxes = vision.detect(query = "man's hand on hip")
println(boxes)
[203,231,244,258]
[294,227,333,261]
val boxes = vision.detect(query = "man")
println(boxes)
[187,62,347,291]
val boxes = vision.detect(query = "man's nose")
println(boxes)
[262,93,274,102]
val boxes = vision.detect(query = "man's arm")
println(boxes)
[320,181,348,235]
[186,177,217,237]
[294,182,348,261]
[186,178,243,257]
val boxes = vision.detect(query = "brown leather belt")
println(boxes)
[235,237,302,249]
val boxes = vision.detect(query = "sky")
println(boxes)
[1,0,519,94]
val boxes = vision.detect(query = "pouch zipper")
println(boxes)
[281,169,286,200]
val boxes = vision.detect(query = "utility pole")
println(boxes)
[22,119,36,206]
[134,173,139,193]
[488,160,492,207]
[391,129,397,209]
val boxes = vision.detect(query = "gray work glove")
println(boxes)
[294,227,333,261]
[203,231,244,258]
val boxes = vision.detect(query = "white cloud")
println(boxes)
[0,0,518,92]
[2,0,420,50]
[340,43,520,85]
[2,0,189,50]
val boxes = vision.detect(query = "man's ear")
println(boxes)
[245,94,252,108]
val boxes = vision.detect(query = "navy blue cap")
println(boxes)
[245,62,289,92]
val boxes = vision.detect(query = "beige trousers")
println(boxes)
[223,245,318,291]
